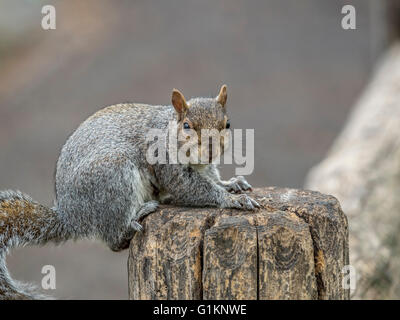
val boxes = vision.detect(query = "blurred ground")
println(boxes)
[0,0,385,298]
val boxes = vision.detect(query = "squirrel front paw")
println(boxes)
[223,176,252,193]
[222,193,260,210]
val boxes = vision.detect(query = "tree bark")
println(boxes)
[128,187,349,300]
[305,43,400,299]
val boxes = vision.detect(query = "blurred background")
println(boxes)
[0,0,396,299]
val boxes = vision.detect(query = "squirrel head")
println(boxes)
[171,85,230,164]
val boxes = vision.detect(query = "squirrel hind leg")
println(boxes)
[108,201,159,252]
[108,223,136,251]
[109,235,133,252]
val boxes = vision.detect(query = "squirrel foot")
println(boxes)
[131,200,160,232]
[223,193,260,211]
[223,176,252,193]
[136,200,159,219]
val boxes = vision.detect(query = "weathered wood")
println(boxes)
[254,188,349,300]
[203,215,258,300]
[257,211,317,300]
[305,43,400,299]
[128,209,212,299]
[128,187,349,300]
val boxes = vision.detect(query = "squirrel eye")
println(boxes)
[226,120,231,129]
[183,122,190,130]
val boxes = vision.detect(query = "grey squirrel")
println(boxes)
[0,85,259,299]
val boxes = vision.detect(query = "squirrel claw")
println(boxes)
[132,221,144,232]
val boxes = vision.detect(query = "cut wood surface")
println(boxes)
[305,43,400,299]
[128,187,349,300]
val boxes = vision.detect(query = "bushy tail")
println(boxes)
[0,190,66,300]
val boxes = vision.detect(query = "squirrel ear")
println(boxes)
[216,84,227,107]
[172,89,189,117]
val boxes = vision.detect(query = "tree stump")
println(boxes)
[128,187,349,300]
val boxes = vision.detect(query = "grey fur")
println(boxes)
[0,87,259,299]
